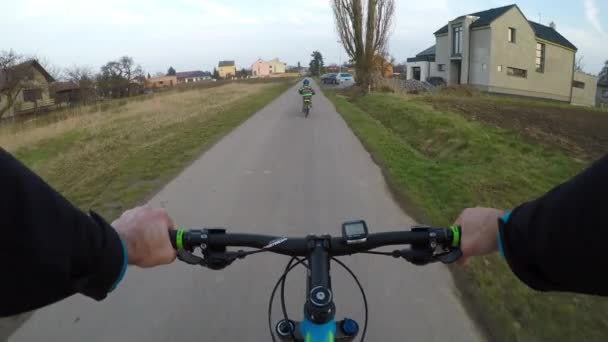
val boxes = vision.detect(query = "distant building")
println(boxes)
[0,60,55,118]
[251,59,271,77]
[251,58,287,77]
[176,71,212,83]
[49,81,95,105]
[144,75,177,89]
[267,58,286,74]
[406,45,437,82]
[218,61,236,79]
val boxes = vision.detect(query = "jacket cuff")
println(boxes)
[73,211,126,300]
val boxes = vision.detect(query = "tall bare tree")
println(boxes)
[332,0,395,90]
[65,65,96,104]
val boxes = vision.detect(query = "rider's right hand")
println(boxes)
[112,205,177,268]
[453,207,505,265]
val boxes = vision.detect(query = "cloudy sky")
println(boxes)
[1,0,606,75]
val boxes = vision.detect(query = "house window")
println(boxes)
[603,89,608,97]
[23,88,42,102]
[159,81,164,85]
[437,64,446,71]
[497,65,503,72]
[452,25,463,55]
[536,42,545,72]
[508,27,516,43]
[572,81,585,89]
[507,67,527,78]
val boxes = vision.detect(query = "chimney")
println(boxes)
[549,21,556,30]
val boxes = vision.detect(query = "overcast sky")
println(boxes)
[1,0,606,75]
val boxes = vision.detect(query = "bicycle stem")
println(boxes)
[305,237,336,324]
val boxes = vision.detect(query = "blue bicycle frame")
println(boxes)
[300,319,336,342]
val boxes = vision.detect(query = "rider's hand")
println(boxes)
[453,207,505,265]
[112,205,177,268]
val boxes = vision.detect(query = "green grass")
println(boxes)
[10,82,291,220]
[326,91,608,341]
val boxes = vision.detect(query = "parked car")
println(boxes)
[336,73,354,84]
[321,73,338,84]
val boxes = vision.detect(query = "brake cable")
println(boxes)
[268,257,309,342]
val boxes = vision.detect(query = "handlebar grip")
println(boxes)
[169,229,185,250]
[450,225,462,248]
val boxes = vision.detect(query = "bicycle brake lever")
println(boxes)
[435,248,463,264]
[177,249,207,266]
[395,247,463,265]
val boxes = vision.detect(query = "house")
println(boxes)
[571,72,598,107]
[267,58,286,74]
[0,60,55,118]
[176,71,212,83]
[49,81,94,105]
[218,61,236,79]
[251,58,287,77]
[406,45,437,81]
[251,59,271,77]
[144,75,177,89]
[406,4,596,105]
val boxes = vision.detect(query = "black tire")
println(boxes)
[304,104,310,117]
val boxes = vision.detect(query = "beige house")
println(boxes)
[144,75,177,89]
[218,61,236,79]
[251,58,287,77]
[267,58,286,74]
[407,4,597,106]
[0,60,55,118]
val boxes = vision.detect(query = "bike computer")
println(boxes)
[342,220,369,244]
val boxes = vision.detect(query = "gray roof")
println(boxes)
[407,45,436,62]
[528,21,577,51]
[434,4,576,50]
[218,60,235,67]
[434,4,515,35]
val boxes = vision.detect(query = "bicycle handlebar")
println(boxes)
[169,226,460,258]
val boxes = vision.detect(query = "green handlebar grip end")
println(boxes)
[176,229,184,250]
[450,225,461,248]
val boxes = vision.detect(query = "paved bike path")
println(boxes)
[8,81,482,341]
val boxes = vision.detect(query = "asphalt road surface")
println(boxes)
[6,81,482,341]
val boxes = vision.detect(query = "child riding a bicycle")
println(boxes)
[298,79,315,113]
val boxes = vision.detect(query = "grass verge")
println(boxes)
[326,90,608,341]
[3,82,291,220]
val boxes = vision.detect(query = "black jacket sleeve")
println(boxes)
[500,154,608,296]
[0,149,124,317]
